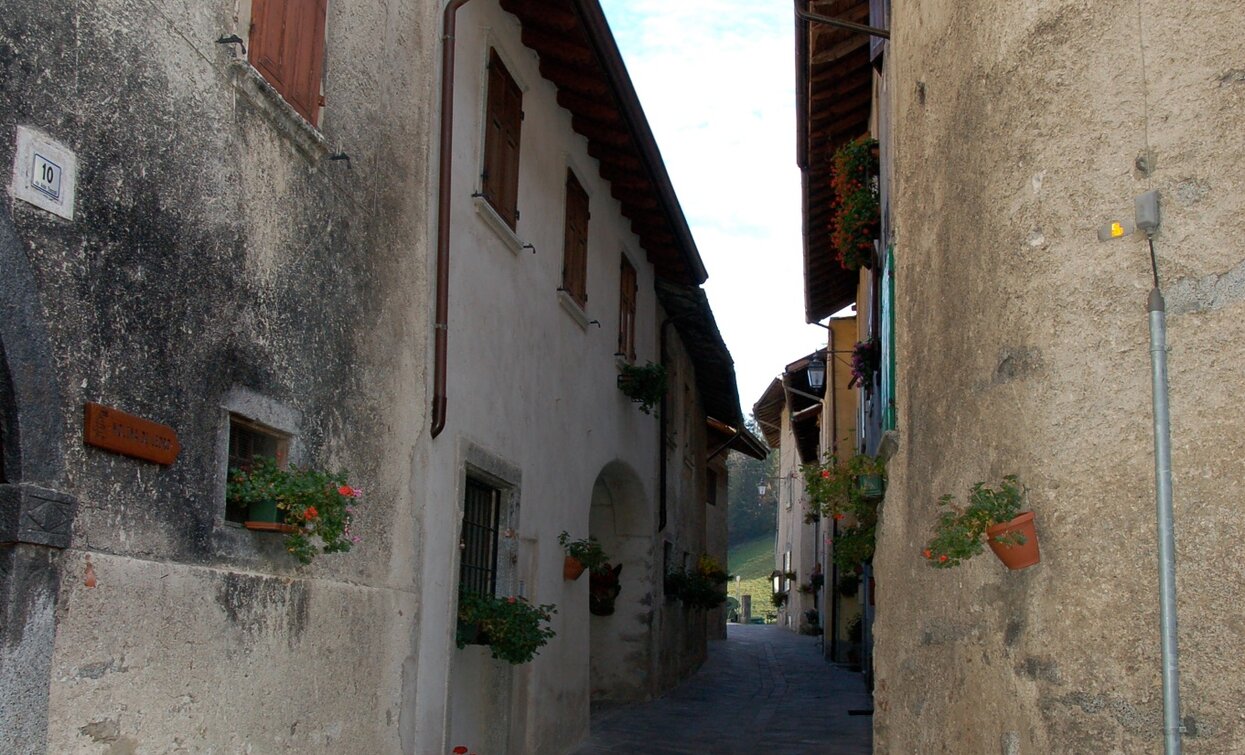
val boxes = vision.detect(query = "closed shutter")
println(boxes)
[618,256,637,360]
[562,170,589,307]
[249,0,327,126]
[483,51,523,228]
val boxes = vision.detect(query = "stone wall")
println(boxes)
[875,0,1245,751]
[1,0,436,751]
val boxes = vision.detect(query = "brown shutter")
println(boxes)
[618,256,637,360]
[483,51,522,229]
[562,170,589,307]
[248,0,327,126]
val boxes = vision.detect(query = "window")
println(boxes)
[617,256,636,360]
[459,477,502,596]
[225,414,289,524]
[560,170,590,307]
[482,50,523,229]
[248,0,328,126]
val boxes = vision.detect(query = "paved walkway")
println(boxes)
[571,623,872,754]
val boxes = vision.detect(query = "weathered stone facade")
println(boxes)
[874,0,1245,751]
[2,1,754,753]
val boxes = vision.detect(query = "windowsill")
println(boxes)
[229,60,329,163]
[557,290,590,330]
[473,196,525,255]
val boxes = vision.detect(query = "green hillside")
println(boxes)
[726,533,776,621]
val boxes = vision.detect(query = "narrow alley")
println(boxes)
[573,624,872,754]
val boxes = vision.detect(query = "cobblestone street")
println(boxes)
[572,624,872,754]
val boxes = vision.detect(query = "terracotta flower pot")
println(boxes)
[986,511,1040,570]
[563,555,586,581]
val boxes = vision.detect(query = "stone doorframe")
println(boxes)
[0,204,77,754]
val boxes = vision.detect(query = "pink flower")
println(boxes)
[820,470,830,479]
[507,597,516,604]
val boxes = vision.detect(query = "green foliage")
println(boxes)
[770,591,787,608]
[801,454,885,572]
[455,591,557,665]
[830,137,880,270]
[617,361,667,415]
[665,554,729,610]
[557,531,610,574]
[923,475,1026,568]
[726,428,776,546]
[226,456,361,564]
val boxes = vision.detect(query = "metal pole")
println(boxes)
[1148,286,1182,754]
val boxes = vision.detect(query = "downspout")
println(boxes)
[431,0,473,438]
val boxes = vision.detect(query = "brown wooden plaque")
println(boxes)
[83,402,180,466]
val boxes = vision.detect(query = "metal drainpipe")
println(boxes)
[431,0,474,438]
[1149,284,1182,754]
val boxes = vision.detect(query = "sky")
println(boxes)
[598,0,831,414]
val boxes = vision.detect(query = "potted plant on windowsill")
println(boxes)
[455,590,557,665]
[923,475,1040,570]
[226,456,362,564]
[850,337,882,396]
[616,361,667,415]
[558,531,609,581]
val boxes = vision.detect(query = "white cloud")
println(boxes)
[600,0,829,410]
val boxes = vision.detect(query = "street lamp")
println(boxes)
[757,480,768,498]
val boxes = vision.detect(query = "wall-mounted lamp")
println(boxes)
[807,353,826,391]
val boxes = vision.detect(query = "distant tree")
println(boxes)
[726,417,777,545]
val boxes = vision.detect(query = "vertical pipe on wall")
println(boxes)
[431,0,474,438]
[1148,286,1182,755]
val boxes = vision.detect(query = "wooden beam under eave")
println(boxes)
[539,60,609,97]
[499,0,579,32]
[572,115,630,147]
[588,142,643,172]
[521,27,593,66]
[556,90,618,122]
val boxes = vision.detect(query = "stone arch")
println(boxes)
[588,459,654,701]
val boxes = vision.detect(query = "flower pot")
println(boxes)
[244,500,298,533]
[563,555,586,581]
[986,511,1040,570]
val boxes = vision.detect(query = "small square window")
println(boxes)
[225,414,290,524]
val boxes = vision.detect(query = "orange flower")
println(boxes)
[453,748,469,754]
[922,549,932,559]
[304,506,319,521]
[938,554,948,563]
[833,513,845,521]
[820,470,830,479]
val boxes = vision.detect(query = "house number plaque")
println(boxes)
[83,402,181,465]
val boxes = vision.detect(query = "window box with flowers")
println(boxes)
[226,456,362,564]
[664,555,730,610]
[829,137,880,271]
[455,591,557,665]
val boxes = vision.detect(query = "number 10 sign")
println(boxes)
[10,125,77,220]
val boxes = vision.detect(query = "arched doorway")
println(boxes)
[588,460,654,701]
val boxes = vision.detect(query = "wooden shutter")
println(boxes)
[249,0,327,126]
[618,256,637,360]
[483,51,523,228]
[562,170,589,307]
